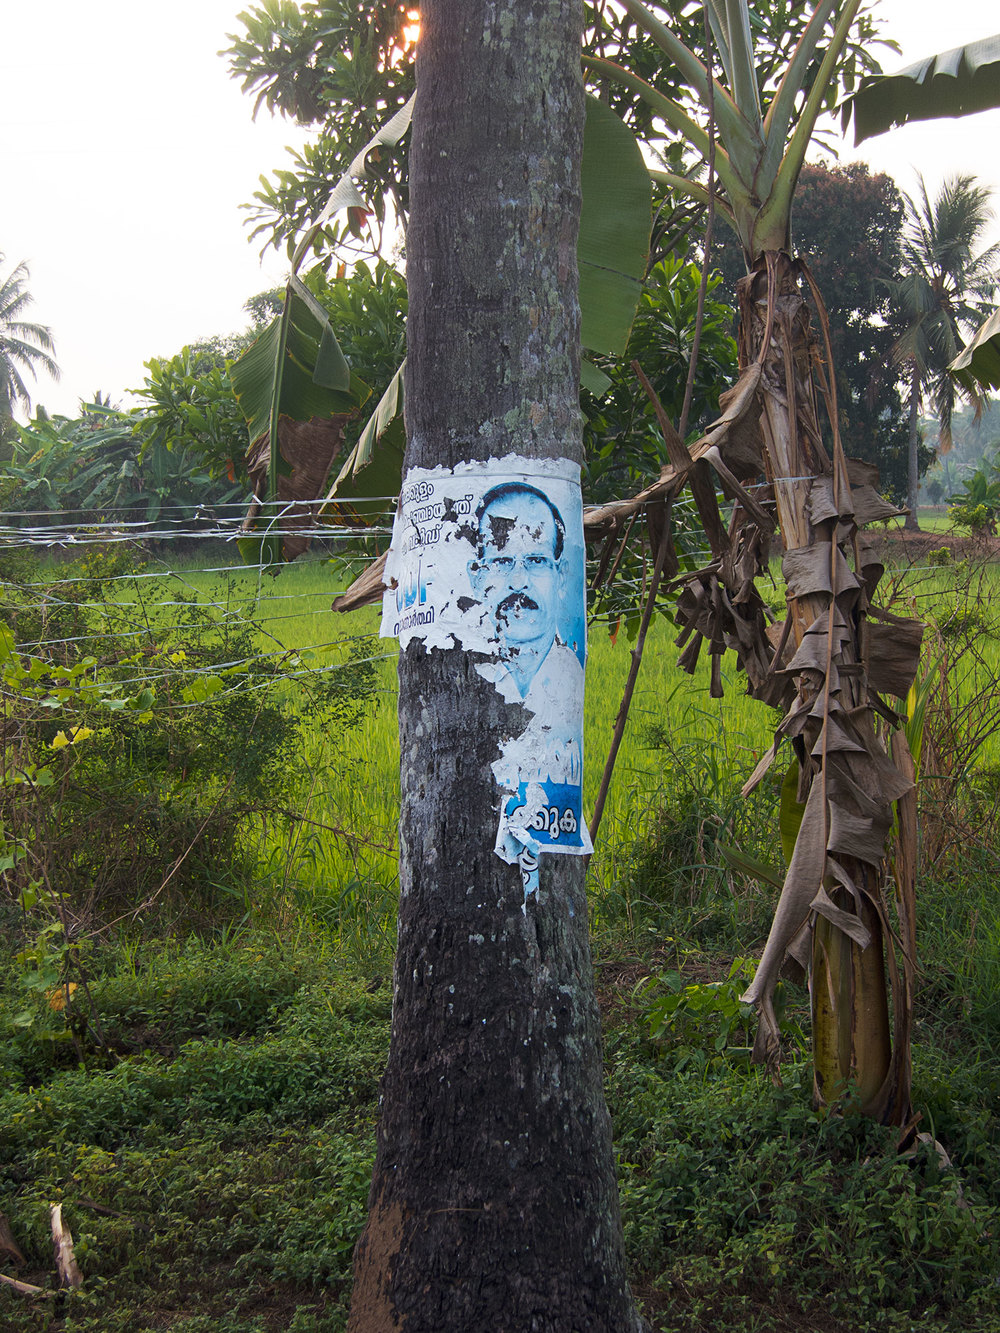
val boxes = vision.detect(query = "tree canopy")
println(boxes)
[0,256,58,432]
[893,173,1000,522]
[226,0,891,266]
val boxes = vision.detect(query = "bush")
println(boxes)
[0,548,377,937]
[622,726,780,949]
[609,1041,999,1332]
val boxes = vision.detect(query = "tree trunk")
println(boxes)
[739,252,894,1117]
[347,4,643,1330]
[905,360,921,531]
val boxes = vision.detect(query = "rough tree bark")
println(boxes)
[347,3,644,1330]
[905,360,921,531]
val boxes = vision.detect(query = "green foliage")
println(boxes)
[622,724,779,948]
[611,1049,996,1331]
[0,936,388,1331]
[584,257,738,636]
[1,908,997,1333]
[2,264,410,528]
[305,261,405,395]
[0,253,58,427]
[851,32,1000,146]
[7,398,242,523]
[0,548,377,936]
[228,0,415,263]
[2,562,1000,1328]
[894,175,1000,463]
[584,255,738,505]
[133,344,254,491]
[947,453,1000,533]
[578,95,653,363]
[229,0,891,268]
[634,957,763,1071]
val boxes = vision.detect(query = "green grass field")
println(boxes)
[104,544,1000,959]
[161,554,777,953]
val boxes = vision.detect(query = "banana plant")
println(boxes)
[231,99,415,564]
[585,0,868,258]
[587,0,924,1122]
[233,90,652,550]
[849,32,1000,146]
[231,274,370,564]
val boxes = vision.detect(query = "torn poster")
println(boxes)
[380,455,593,904]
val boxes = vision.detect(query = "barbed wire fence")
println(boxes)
[0,498,400,686]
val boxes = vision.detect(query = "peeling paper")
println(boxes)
[380,456,593,905]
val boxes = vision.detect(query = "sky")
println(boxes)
[3,0,1000,421]
[1,1,312,419]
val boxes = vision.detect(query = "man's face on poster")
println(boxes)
[470,488,565,655]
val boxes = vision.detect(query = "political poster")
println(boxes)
[380,455,592,903]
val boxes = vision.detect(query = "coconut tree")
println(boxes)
[0,256,58,429]
[584,0,925,1121]
[848,33,1000,396]
[892,174,1000,529]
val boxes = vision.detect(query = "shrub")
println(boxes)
[0,548,377,936]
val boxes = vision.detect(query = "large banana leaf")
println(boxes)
[593,0,859,256]
[848,34,1000,145]
[949,306,1000,393]
[232,276,364,449]
[231,275,368,564]
[579,94,651,358]
[321,361,406,521]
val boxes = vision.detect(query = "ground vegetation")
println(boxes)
[0,543,999,1331]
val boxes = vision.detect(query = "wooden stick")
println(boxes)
[0,1272,51,1298]
[588,507,674,846]
[0,1213,25,1268]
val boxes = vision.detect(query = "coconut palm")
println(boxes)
[0,255,59,428]
[893,175,1000,529]
[848,34,1000,397]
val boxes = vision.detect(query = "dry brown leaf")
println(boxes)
[244,414,353,561]
[742,780,829,1063]
[862,617,925,698]
[0,1272,50,1298]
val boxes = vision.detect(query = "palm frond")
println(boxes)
[0,257,58,416]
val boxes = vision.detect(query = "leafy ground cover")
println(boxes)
[2,917,997,1332]
[2,541,1000,1330]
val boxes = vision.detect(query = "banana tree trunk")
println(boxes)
[739,251,894,1115]
[812,890,891,1107]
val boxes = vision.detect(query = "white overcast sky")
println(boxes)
[2,0,1000,420]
